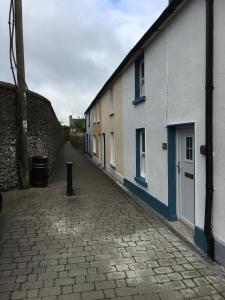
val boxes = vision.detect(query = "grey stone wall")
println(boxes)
[0,81,64,191]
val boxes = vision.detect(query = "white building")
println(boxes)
[85,0,225,265]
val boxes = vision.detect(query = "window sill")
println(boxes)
[109,112,114,117]
[132,96,145,106]
[110,164,116,170]
[134,176,148,187]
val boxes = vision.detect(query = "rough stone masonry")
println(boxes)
[0,81,64,191]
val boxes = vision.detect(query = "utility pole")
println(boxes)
[14,0,29,188]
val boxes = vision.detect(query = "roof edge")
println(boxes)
[84,0,185,114]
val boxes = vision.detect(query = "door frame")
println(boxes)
[176,125,196,228]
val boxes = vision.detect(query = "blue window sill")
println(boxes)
[132,96,145,106]
[134,176,148,187]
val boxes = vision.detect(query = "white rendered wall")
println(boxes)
[123,0,206,227]
[212,0,225,244]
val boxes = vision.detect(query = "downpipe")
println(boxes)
[204,0,215,260]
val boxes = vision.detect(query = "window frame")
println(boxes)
[93,135,97,154]
[135,128,147,187]
[109,87,114,116]
[132,53,146,106]
[110,132,115,168]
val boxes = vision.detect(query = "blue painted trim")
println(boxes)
[132,96,146,106]
[124,178,177,221]
[136,129,141,178]
[167,127,177,220]
[194,226,207,253]
[134,53,144,102]
[134,176,148,187]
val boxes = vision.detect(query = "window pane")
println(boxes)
[186,137,189,148]
[141,61,144,78]
[141,130,145,152]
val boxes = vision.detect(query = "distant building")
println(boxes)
[69,115,85,134]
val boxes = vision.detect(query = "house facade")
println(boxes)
[84,0,225,265]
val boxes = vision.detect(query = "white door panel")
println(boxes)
[177,127,195,226]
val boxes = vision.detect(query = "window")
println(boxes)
[96,104,100,123]
[139,60,145,97]
[88,113,90,127]
[93,109,96,124]
[135,128,147,187]
[110,132,115,167]
[140,129,146,178]
[133,54,146,105]
[109,87,114,116]
[93,135,96,154]
[186,136,193,161]
[98,134,101,163]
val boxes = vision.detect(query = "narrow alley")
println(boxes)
[0,145,225,300]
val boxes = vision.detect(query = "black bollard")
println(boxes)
[66,162,74,196]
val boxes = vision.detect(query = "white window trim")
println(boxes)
[109,87,114,115]
[93,135,97,154]
[110,132,115,167]
[140,129,146,178]
[96,104,100,123]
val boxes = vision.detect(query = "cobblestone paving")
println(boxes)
[1,144,225,300]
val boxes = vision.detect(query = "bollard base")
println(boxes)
[66,162,74,197]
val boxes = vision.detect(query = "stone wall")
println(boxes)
[0,81,64,191]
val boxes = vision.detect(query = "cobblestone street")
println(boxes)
[1,144,225,300]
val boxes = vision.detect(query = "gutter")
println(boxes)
[204,0,215,260]
[84,0,185,114]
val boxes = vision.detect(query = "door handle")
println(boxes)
[176,161,181,174]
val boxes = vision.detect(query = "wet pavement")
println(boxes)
[1,144,225,300]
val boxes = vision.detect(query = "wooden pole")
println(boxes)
[14,0,29,188]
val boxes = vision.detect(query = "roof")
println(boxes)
[84,0,185,114]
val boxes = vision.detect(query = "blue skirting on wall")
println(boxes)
[194,226,207,253]
[123,178,177,221]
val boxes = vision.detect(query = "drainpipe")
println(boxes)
[204,0,214,260]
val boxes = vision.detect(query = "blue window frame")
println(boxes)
[132,53,146,105]
[135,128,147,187]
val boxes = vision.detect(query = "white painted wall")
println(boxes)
[213,0,225,244]
[123,0,206,226]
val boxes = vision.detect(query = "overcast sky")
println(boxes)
[0,0,167,124]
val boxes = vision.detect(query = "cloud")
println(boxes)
[0,0,167,124]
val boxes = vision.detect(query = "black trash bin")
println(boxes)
[30,156,48,187]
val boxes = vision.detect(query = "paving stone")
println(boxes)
[11,290,27,299]
[27,289,39,298]
[133,294,161,300]
[81,290,104,300]
[39,287,61,297]
[69,269,87,277]
[95,280,116,290]
[55,277,74,286]
[58,293,81,300]
[115,287,137,297]
[73,283,95,292]
[62,285,73,294]
[1,144,225,300]
[104,288,116,298]
[107,272,126,280]
[194,285,218,297]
